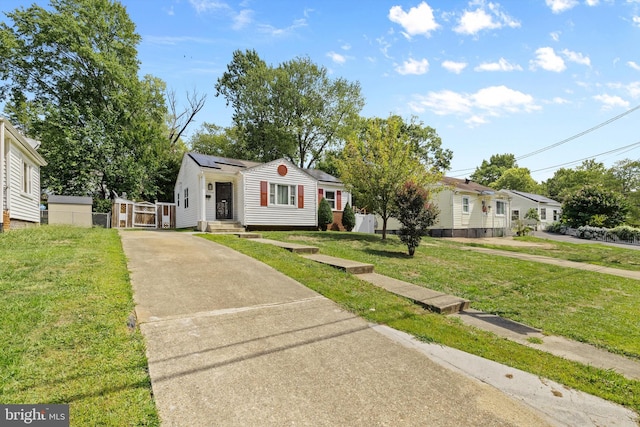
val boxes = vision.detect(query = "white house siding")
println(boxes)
[7,144,41,223]
[174,155,201,228]
[242,160,317,227]
[501,190,561,230]
[318,183,351,212]
[202,173,240,222]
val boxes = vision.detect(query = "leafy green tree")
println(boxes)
[470,153,517,187]
[215,49,364,168]
[399,116,452,172]
[543,160,617,203]
[392,181,438,256]
[562,186,629,228]
[318,197,333,231]
[341,202,356,232]
[492,167,540,192]
[189,123,245,158]
[610,159,640,226]
[338,115,440,239]
[0,0,178,203]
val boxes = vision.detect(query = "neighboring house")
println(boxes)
[0,118,47,231]
[373,177,511,237]
[47,195,93,227]
[174,153,351,230]
[429,177,511,238]
[501,190,562,230]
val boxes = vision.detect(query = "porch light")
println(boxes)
[208,183,213,191]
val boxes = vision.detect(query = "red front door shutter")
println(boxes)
[318,188,324,200]
[260,181,268,206]
[298,185,304,208]
[336,191,342,211]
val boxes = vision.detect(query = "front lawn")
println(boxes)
[201,232,640,414]
[0,226,158,426]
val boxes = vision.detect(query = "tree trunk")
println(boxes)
[382,217,387,240]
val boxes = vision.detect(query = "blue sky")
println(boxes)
[3,0,640,181]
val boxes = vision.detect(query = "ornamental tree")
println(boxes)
[392,181,439,256]
[318,197,334,231]
[341,202,356,232]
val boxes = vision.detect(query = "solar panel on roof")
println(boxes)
[208,155,247,168]
[188,153,221,169]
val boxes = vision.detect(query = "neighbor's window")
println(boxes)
[22,161,32,194]
[511,210,520,221]
[540,208,546,220]
[270,183,296,206]
[496,201,506,215]
[553,210,559,221]
[177,192,180,207]
[184,188,189,209]
[324,190,336,209]
[462,196,470,214]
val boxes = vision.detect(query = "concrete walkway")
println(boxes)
[120,231,636,426]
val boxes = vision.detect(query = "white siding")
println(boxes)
[174,155,201,228]
[242,160,317,227]
[506,192,562,229]
[319,184,351,212]
[430,189,509,232]
[7,144,40,222]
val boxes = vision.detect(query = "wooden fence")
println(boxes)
[111,199,176,229]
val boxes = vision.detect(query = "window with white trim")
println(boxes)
[540,208,546,220]
[269,183,296,206]
[511,209,520,221]
[462,196,470,214]
[22,161,32,194]
[324,190,336,209]
[496,200,506,215]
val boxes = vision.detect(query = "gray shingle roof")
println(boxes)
[507,190,559,204]
[48,195,93,205]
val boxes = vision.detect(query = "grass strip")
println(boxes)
[0,226,158,426]
[201,233,640,415]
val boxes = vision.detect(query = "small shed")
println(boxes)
[48,195,93,227]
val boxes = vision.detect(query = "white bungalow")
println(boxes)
[500,190,562,230]
[174,153,351,231]
[428,177,512,238]
[1,118,47,231]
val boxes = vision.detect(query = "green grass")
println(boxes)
[459,235,640,272]
[201,232,640,414]
[0,226,158,426]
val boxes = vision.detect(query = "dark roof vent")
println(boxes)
[465,178,470,184]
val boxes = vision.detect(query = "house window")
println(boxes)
[540,208,546,220]
[22,161,32,194]
[177,192,179,207]
[496,201,506,215]
[184,188,189,209]
[511,210,520,221]
[325,190,336,210]
[462,196,470,214]
[553,210,559,221]
[269,183,296,206]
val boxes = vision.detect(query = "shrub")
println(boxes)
[545,222,563,233]
[610,225,640,242]
[318,197,333,231]
[341,202,356,232]
[562,186,629,228]
[392,181,438,256]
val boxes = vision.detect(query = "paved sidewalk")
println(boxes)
[120,231,636,426]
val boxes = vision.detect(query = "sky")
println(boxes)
[2,0,640,182]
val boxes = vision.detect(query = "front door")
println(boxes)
[215,182,233,220]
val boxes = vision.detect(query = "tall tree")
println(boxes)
[338,115,440,239]
[562,186,629,228]
[491,167,540,193]
[215,49,364,168]
[470,153,517,187]
[189,123,245,158]
[0,0,179,205]
[543,160,617,203]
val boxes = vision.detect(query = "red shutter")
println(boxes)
[336,191,342,211]
[318,188,324,200]
[298,185,304,208]
[260,181,268,206]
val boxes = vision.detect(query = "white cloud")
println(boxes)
[561,49,591,66]
[474,58,522,72]
[442,60,468,74]
[593,94,630,109]
[258,18,307,37]
[530,47,566,72]
[585,0,599,5]
[388,2,440,38]
[327,51,347,65]
[454,1,520,36]
[633,16,640,27]
[546,0,578,13]
[396,58,430,75]
[629,61,640,71]
[189,0,229,13]
[232,9,253,30]
[550,31,561,41]
[627,82,640,97]
[341,43,351,51]
[410,85,539,125]
[551,97,570,104]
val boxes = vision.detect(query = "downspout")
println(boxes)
[0,120,4,232]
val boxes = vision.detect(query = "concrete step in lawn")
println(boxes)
[302,253,374,274]
[357,273,470,315]
[253,238,319,254]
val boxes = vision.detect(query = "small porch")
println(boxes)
[196,174,243,232]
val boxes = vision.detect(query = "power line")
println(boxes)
[530,140,640,173]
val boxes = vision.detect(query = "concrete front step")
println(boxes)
[357,273,470,315]
[302,253,374,274]
[253,238,319,254]
[206,221,245,233]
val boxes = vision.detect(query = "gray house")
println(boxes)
[500,190,562,230]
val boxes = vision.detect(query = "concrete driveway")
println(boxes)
[120,230,632,426]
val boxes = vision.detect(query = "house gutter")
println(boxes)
[0,120,4,232]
